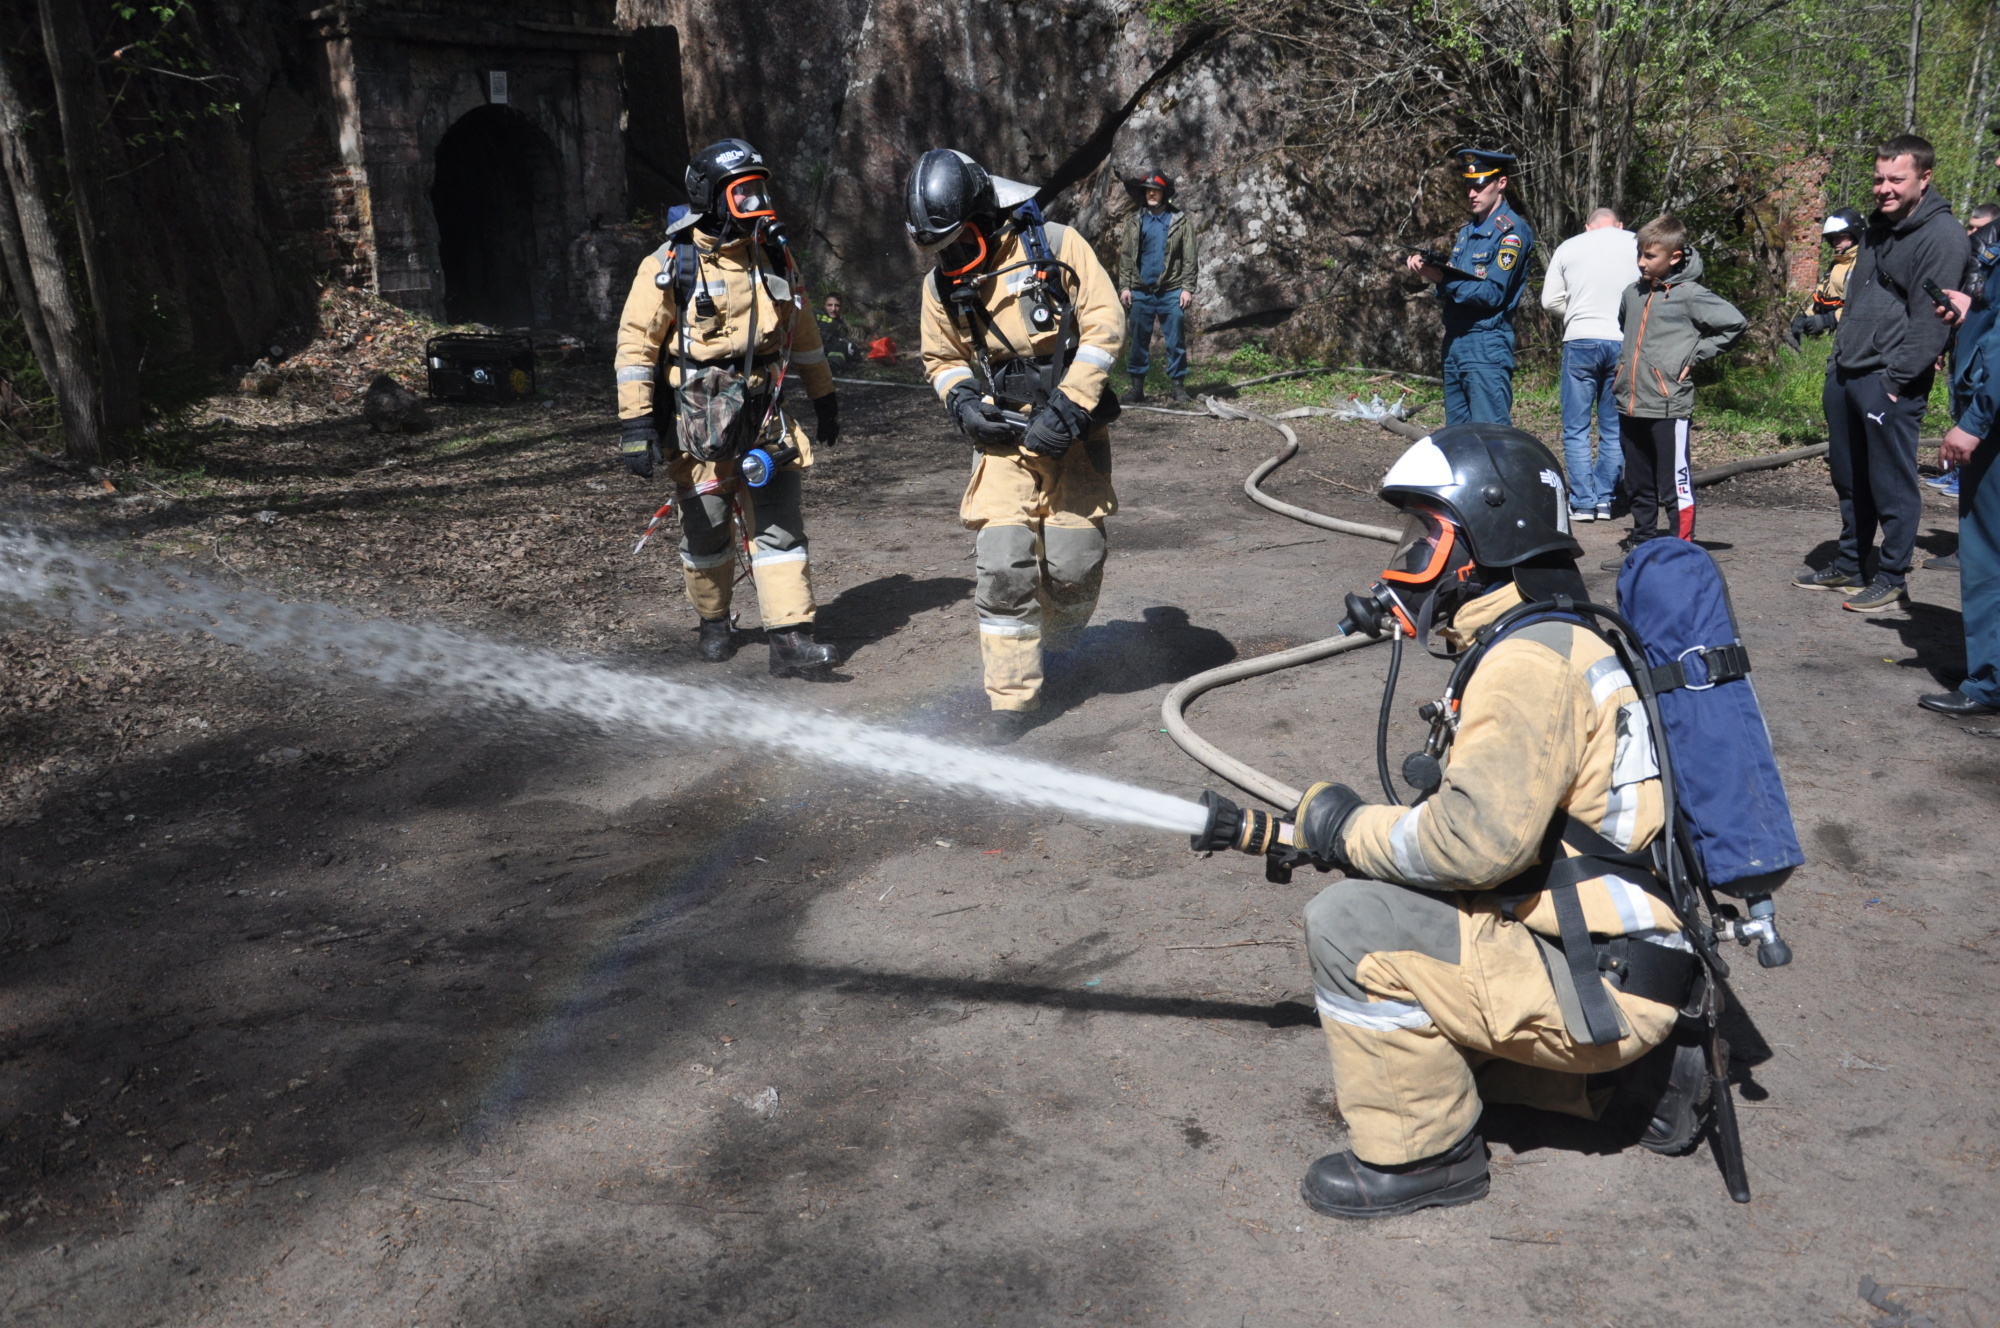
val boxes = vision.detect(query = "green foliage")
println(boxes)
[106,0,241,144]
[0,314,58,443]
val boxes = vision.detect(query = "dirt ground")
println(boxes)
[2,364,1995,1327]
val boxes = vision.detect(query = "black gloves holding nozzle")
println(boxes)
[1293,781,1363,872]
[621,416,661,478]
[813,392,841,447]
[1020,391,1089,458]
[1191,785,1362,884]
[948,383,1017,447]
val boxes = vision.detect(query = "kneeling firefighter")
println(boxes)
[614,139,841,678]
[1195,426,1736,1219]
[907,149,1125,743]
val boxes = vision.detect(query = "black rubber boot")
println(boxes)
[1169,381,1191,404]
[974,709,1030,746]
[1622,1030,1713,1156]
[695,616,736,663]
[768,627,837,679]
[1119,377,1146,406]
[1299,1131,1489,1219]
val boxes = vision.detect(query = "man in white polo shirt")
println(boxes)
[1541,207,1638,521]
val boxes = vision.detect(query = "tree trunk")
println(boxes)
[0,38,101,462]
[39,0,140,439]
[1961,2,1996,215]
[0,168,60,402]
[1903,0,1922,134]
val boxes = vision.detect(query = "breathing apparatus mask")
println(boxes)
[1337,501,1487,646]
[711,171,785,244]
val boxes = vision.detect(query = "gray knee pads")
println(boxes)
[1042,524,1107,589]
[975,525,1041,615]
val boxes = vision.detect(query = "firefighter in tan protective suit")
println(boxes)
[615,138,840,678]
[1193,426,1707,1218]
[1783,207,1861,351]
[906,149,1125,744]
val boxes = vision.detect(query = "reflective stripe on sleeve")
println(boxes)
[616,365,655,384]
[1073,344,1117,370]
[1313,984,1434,1031]
[1388,807,1440,884]
[790,347,827,366]
[932,365,975,400]
[1583,655,1632,707]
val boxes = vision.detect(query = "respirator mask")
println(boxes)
[1336,501,1483,646]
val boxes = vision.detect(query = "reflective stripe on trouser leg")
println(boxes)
[743,469,815,627]
[975,523,1043,712]
[1039,520,1106,653]
[1669,417,1695,539]
[1303,878,1478,1165]
[678,485,736,620]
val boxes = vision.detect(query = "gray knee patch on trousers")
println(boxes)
[748,470,806,553]
[975,525,1041,618]
[1042,524,1106,589]
[680,492,734,558]
[1303,878,1461,1001]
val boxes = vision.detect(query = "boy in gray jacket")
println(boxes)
[1603,214,1747,568]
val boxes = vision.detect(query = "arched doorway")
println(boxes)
[431,106,562,326]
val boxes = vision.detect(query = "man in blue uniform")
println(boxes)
[1405,148,1536,426]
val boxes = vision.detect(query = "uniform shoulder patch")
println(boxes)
[1500,233,1524,247]
[1497,248,1517,271]
[1493,212,1514,232]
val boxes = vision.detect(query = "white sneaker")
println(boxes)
[1594,503,1613,521]
[1569,507,1596,523]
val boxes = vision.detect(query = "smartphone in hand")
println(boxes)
[1923,277,1953,311]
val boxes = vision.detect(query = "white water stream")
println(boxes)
[0,527,1207,835]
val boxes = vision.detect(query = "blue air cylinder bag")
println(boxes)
[1616,539,1804,894]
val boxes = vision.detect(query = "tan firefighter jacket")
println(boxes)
[614,227,834,423]
[1339,583,1684,941]
[919,222,1124,418]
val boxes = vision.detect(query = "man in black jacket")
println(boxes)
[1796,135,1971,611]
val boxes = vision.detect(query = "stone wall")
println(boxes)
[620,0,1449,371]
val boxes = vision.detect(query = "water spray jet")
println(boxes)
[0,527,1207,837]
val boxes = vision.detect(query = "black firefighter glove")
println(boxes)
[813,392,841,447]
[947,383,1017,447]
[1294,781,1365,872]
[621,416,661,478]
[1783,312,1836,352]
[1020,390,1089,458]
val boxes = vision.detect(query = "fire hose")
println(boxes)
[1161,401,1833,809]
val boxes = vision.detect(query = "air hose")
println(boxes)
[1163,400,1839,811]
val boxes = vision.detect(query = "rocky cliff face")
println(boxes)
[620,0,1451,371]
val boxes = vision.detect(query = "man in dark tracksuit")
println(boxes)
[1796,135,1970,611]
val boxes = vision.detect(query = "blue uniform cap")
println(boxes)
[1451,148,1516,182]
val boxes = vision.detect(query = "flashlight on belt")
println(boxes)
[739,441,800,488]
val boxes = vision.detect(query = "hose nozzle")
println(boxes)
[1190,790,1287,856]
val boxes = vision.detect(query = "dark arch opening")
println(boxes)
[431,105,562,326]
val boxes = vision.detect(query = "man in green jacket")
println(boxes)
[1117,170,1198,404]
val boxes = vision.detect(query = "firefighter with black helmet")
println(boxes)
[1191,425,1706,1218]
[614,138,841,678]
[1782,207,1863,352]
[906,148,1125,744]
